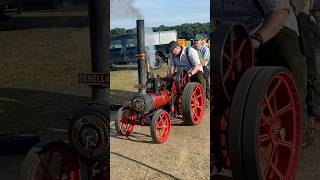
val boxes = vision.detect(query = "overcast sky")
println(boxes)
[110,0,210,29]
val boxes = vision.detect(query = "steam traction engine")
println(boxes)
[116,20,205,143]
[212,22,316,180]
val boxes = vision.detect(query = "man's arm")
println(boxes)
[188,48,202,76]
[253,9,289,47]
[189,64,202,76]
[168,56,176,77]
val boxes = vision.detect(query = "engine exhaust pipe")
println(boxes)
[136,19,147,94]
[88,0,108,105]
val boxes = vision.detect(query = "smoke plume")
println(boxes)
[145,27,157,69]
[111,0,143,19]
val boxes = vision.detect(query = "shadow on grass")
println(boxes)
[0,15,88,31]
[0,88,89,133]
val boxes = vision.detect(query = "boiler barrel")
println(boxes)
[131,90,170,113]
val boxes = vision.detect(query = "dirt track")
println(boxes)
[0,10,319,180]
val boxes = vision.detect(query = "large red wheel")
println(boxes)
[21,141,81,180]
[229,67,264,178]
[213,22,255,111]
[182,82,205,125]
[115,106,135,136]
[150,110,171,143]
[237,67,301,180]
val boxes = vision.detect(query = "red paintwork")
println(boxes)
[148,89,170,109]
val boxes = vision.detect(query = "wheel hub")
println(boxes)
[81,127,99,148]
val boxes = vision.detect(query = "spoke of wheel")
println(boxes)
[264,95,275,118]
[260,143,272,163]
[193,111,200,120]
[269,160,284,179]
[223,52,233,64]
[274,102,292,118]
[260,113,272,126]
[263,144,277,177]
[223,64,233,81]
[259,134,270,144]
[194,94,202,100]
[268,80,282,102]
[279,140,292,149]
[234,39,247,59]
[39,155,55,180]
[269,146,280,179]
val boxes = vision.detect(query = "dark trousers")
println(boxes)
[190,70,206,97]
[256,27,308,130]
[203,66,210,98]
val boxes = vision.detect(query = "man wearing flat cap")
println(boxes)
[167,40,207,98]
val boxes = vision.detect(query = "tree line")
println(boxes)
[111,22,210,40]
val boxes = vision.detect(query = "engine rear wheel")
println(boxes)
[182,82,205,125]
[241,67,301,180]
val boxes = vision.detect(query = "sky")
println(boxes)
[110,0,210,29]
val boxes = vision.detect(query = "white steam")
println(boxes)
[145,28,157,69]
[111,0,143,19]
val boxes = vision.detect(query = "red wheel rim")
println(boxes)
[178,70,190,93]
[258,73,300,179]
[155,111,171,143]
[118,107,135,136]
[30,145,80,180]
[190,84,204,124]
[213,23,255,109]
[223,26,254,99]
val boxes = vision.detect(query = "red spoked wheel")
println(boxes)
[229,67,264,178]
[150,110,171,143]
[235,67,301,180]
[182,82,205,125]
[213,22,255,111]
[115,106,135,136]
[21,141,81,180]
[176,69,190,93]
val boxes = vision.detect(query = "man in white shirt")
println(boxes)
[167,41,206,97]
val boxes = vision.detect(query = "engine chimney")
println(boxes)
[136,19,147,94]
[88,0,108,105]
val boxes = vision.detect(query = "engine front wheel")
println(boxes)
[150,110,171,143]
[115,106,135,136]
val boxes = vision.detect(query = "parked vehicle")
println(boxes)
[0,0,22,17]
[110,30,177,69]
